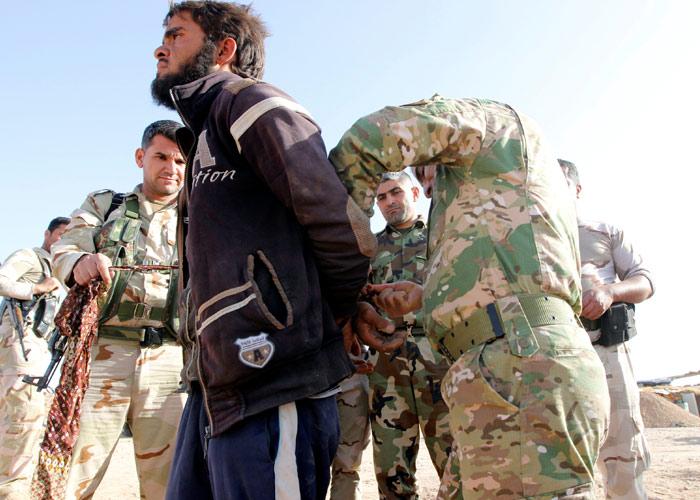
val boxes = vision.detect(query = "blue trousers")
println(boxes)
[166,385,339,500]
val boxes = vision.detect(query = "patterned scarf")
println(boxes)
[31,280,104,499]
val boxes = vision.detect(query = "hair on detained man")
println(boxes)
[165,1,269,80]
[141,120,183,149]
[47,217,70,232]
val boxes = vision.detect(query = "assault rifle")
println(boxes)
[0,297,31,361]
[22,327,67,392]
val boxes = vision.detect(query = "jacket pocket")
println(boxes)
[246,250,293,331]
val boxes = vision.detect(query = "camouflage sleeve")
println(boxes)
[52,190,113,286]
[0,249,39,300]
[610,224,655,296]
[329,95,485,216]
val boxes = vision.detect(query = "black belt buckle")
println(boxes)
[141,327,164,348]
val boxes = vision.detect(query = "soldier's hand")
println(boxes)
[365,281,423,317]
[32,277,61,295]
[354,302,406,353]
[72,254,114,286]
[581,286,613,320]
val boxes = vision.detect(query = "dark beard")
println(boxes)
[151,41,218,110]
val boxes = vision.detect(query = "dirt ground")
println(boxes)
[96,427,700,499]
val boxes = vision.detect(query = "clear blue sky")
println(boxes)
[1,1,697,379]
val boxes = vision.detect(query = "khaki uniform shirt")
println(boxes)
[0,247,56,330]
[52,185,178,329]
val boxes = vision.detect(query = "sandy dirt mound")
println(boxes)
[641,391,700,428]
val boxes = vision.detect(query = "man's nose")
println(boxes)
[155,44,169,60]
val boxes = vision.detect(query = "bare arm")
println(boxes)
[581,275,652,320]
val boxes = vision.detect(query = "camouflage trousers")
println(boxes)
[368,334,452,499]
[330,372,371,500]
[594,342,650,500]
[0,322,50,500]
[65,336,186,499]
[440,324,610,500]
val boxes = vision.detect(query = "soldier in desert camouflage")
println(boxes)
[560,159,653,500]
[367,172,452,499]
[51,120,186,499]
[0,217,68,499]
[330,95,610,499]
[330,362,371,500]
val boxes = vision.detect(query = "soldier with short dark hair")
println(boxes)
[368,171,453,498]
[0,217,68,499]
[560,159,653,500]
[51,120,186,499]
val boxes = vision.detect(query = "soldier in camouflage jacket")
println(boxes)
[367,172,452,499]
[330,95,610,499]
[0,218,67,499]
[52,121,187,499]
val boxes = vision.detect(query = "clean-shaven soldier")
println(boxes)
[560,159,653,500]
[150,2,402,498]
[0,217,68,499]
[52,120,186,499]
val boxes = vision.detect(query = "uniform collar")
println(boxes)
[33,247,51,261]
[384,216,425,237]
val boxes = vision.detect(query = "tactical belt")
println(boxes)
[438,294,576,362]
[116,301,167,322]
[99,326,176,347]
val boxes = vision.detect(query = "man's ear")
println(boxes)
[215,37,237,69]
[576,184,582,198]
[411,186,420,201]
[135,148,145,169]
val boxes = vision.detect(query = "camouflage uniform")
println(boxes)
[52,185,186,499]
[579,220,653,500]
[368,218,453,499]
[330,95,610,499]
[330,367,371,500]
[0,248,55,499]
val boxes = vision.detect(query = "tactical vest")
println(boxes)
[94,192,179,336]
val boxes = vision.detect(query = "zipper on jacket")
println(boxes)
[195,326,216,437]
[169,89,193,131]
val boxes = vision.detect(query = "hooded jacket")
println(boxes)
[171,72,375,436]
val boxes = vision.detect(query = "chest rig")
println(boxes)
[94,193,179,336]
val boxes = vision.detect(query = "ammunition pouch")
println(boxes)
[592,303,637,347]
[31,295,59,338]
